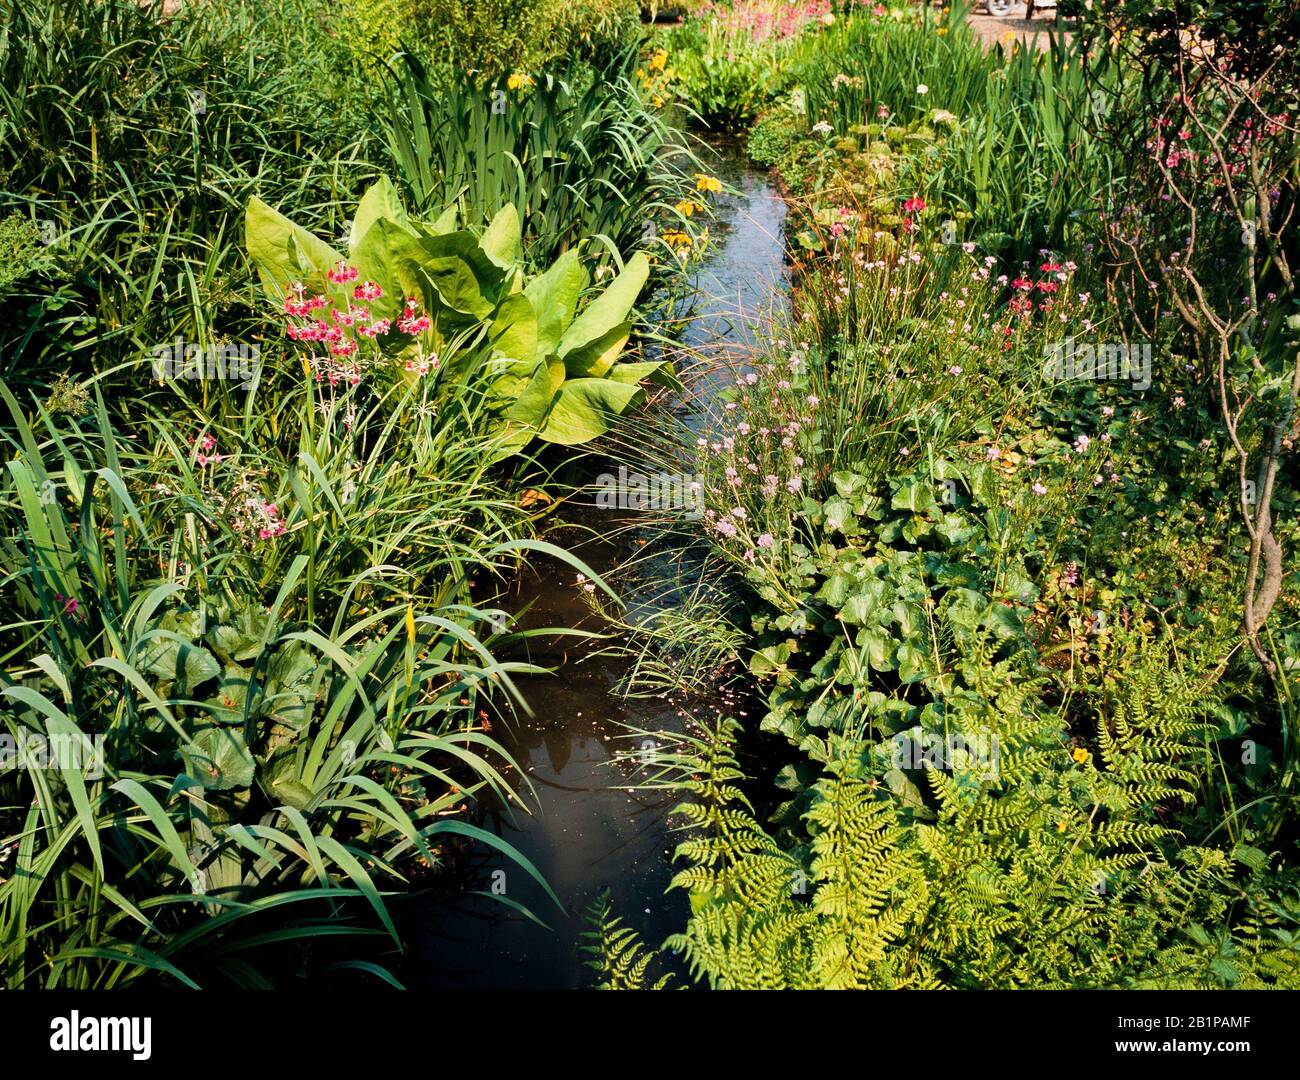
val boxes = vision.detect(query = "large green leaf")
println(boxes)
[186,727,256,791]
[536,378,644,446]
[139,635,221,689]
[489,293,539,366]
[350,177,411,252]
[209,605,271,665]
[246,196,345,300]
[557,251,647,358]
[524,249,586,358]
[414,232,504,320]
[506,354,564,428]
[480,204,522,269]
[561,321,631,379]
[605,359,678,389]
[204,665,252,724]
[263,641,318,731]
[352,217,433,324]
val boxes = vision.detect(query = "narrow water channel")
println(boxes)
[410,142,788,989]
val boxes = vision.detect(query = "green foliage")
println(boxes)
[663,720,925,988]
[650,714,1300,989]
[411,0,643,75]
[663,10,803,130]
[746,110,799,168]
[766,3,1117,261]
[245,179,673,451]
[581,891,677,988]
[379,51,709,276]
[0,381,604,987]
[1094,650,1217,811]
[0,0,374,383]
[614,82,1300,983]
[0,212,52,295]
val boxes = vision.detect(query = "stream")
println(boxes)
[410,142,789,989]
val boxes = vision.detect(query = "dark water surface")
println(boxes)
[410,142,787,989]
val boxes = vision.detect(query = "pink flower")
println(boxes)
[397,305,432,335]
[353,281,383,302]
[328,262,359,284]
[1032,482,1047,495]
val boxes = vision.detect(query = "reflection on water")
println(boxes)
[680,140,791,351]
[410,141,786,989]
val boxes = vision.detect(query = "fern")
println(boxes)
[632,705,1298,989]
[580,891,677,990]
[1094,642,1217,810]
[661,722,924,988]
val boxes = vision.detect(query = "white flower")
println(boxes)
[812,120,833,135]
[916,83,929,96]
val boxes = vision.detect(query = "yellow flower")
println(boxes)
[1056,819,1068,833]
[405,603,416,644]
[674,199,702,218]
[507,71,532,91]
[1072,747,1091,765]
[694,173,723,194]
[652,95,664,108]
[649,48,668,72]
